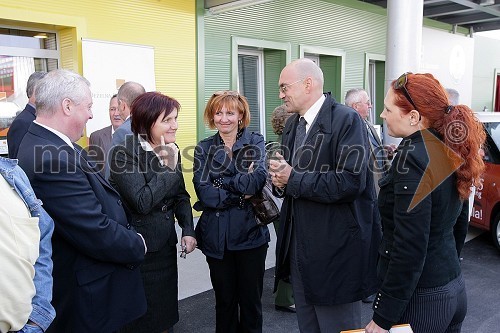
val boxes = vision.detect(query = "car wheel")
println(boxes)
[492,213,500,250]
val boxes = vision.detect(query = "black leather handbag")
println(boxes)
[250,179,282,226]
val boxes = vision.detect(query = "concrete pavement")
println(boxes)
[175,224,500,332]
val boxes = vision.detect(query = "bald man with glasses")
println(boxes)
[270,59,381,333]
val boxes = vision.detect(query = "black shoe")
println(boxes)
[275,304,296,313]
[362,294,375,303]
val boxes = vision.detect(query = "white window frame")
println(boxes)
[0,24,60,64]
[237,48,265,136]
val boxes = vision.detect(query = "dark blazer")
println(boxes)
[105,119,132,179]
[17,123,146,333]
[112,118,132,146]
[193,128,270,259]
[109,135,195,252]
[7,103,35,158]
[365,120,389,194]
[372,129,467,329]
[88,125,112,176]
[275,93,381,305]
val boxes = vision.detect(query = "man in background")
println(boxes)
[345,88,389,195]
[111,81,145,146]
[7,71,47,158]
[446,88,460,105]
[105,81,145,179]
[88,94,123,176]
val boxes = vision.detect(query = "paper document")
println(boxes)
[340,323,413,333]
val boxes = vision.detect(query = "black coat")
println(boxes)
[7,103,35,158]
[193,128,270,259]
[275,93,381,305]
[17,123,146,333]
[109,135,195,252]
[372,129,467,329]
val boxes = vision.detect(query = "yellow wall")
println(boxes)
[1,0,199,205]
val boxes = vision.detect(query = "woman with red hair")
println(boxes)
[365,73,485,333]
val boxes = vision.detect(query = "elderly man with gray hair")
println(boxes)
[17,69,147,333]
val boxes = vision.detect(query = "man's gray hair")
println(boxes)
[35,69,91,116]
[446,88,460,105]
[117,81,146,107]
[26,71,48,98]
[345,88,367,107]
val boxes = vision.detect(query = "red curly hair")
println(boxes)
[391,73,486,200]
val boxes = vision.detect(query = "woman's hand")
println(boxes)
[248,162,254,173]
[181,236,197,254]
[157,135,178,170]
[243,162,255,199]
[365,320,389,333]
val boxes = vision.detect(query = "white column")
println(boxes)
[383,0,424,145]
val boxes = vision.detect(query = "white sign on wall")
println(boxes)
[82,38,156,135]
[421,28,474,106]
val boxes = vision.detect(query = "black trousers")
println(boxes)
[206,244,268,333]
[399,274,467,333]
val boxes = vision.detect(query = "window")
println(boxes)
[365,54,385,126]
[238,49,265,135]
[299,45,345,103]
[229,37,290,141]
[0,26,59,143]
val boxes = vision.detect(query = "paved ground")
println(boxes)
[175,228,500,333]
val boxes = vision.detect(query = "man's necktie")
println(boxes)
[293,117,307,162]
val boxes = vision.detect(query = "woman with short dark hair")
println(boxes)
[110,91,196,333]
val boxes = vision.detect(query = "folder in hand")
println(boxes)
[340,323,413,333]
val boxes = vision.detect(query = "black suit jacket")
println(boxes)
[275,93,381,305]
[88,125,112,176]
[365,120,389,195]
[109,135,195,252]
[7,103,35,158]
[17,123,146,333]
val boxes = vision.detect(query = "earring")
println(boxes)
[238,120,242,126]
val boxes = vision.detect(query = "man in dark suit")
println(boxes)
[88,94,123,175]
[345,88,389,195]
[7,71,47,158]
[17,69,147,333]
[269,59,381,333]
[105,82,145,179]
[345,88,389,305]
[111,81,145,146]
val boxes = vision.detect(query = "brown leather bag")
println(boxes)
[250,179,282,226]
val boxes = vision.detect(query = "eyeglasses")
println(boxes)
[394,72,418,110]
[279,78,304,94]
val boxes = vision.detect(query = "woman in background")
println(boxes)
[365,73,485,333]
[193,90,269,333]
[110,92,196,333]
[269,105,295,313]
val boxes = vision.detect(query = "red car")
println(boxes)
[470,112,500,250]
